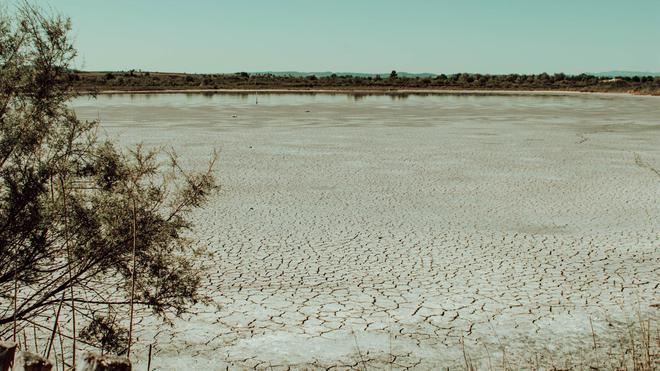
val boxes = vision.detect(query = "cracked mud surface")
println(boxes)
[73,93,660,369]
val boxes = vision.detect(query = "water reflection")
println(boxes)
[389,93,410,101]
[70,91,659,115]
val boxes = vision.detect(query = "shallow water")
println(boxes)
[72,93,660,369]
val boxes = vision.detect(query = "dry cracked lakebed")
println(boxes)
[72,92,660,370]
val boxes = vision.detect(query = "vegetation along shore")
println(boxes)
[71,70,660,95]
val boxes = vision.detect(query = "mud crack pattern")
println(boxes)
[73,93,660,370]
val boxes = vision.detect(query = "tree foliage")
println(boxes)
[70,71,660,95]
[0,2,218,352]
[79,315,129,355]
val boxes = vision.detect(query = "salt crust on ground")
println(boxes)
[73,93,660,370]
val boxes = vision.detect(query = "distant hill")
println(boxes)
[257,71,660,78]
[81,70,660,78]
[590,71,660,77]
[253,71,437,78]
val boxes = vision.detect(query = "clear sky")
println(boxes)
[43,0,660,74]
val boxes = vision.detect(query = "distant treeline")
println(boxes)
[71,70,660,95]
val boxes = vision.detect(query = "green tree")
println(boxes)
[0,2,218,360]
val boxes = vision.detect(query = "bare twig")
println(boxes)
[13,263,17,342]
[147,343,152,371]
[59,176,76,369]
[351,329,368,371]
[45,293,65,359]
[127,197,137,358]
[590,316,597,349]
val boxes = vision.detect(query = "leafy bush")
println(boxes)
[0,2,218,361]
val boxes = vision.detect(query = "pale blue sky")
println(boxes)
[43,0,660,74]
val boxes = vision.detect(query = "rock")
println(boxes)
[76,352,131,371]
[14,351,52,371]
[0,341,17,371]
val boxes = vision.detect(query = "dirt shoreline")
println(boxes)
[80,88,659,97]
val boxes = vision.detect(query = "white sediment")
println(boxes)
[72,93,660,369]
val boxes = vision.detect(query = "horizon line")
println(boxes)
[75,70,660,77]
